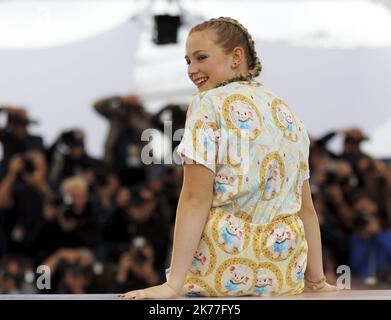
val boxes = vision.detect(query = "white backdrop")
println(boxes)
[1,0,391,159]
[0,19,141,157]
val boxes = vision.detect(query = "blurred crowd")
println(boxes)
[0,96,391,294]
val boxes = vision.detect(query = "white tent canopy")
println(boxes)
[2,0,391,50]
[1,0,391,158]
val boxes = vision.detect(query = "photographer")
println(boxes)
[93,95,152,187]
[355,156,391,227]
[0,107,52,256]
[0,254,37,294]
[47,129,103,187]
[348,193,391,285]
[103,185,170,270]
[89,170,120,228]
[341,128,370,164]
[0,107,45,180]
[0,150,52,256]
[52,176,99,249]
[321,160,356,232]
[41,248,97,294]
[115,237,160,292]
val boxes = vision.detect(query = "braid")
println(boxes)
[192,17,262,89]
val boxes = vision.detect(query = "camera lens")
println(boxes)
[354,213,370,229]
[133,236,147,265]
[134,250,147,265]
[22,156,35,174]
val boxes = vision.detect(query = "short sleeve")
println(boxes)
[301,126,311,181]
[176,94,219,174]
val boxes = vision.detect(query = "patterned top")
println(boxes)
[176,80,310,224]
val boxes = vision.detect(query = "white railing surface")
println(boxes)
[0,290,391,300]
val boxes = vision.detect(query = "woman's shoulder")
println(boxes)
[199,80,277,100]
[190,81,293,114]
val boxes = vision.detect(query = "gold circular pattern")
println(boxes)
[252,224,264,260]
[271,98,299,142]
[215,258,258,296]
[192,120,219,163]
[213,174,242,206]
[222,94,262,140]
[253,262,284,296]
[183,277,218,297]
[286,244,308,289]
[260,152,286,201]
[209,207,219,217]
[190,233,216,277]
[237,81,262,87]
[260,215,299,262]
[227,139,249,169]
[280,286,305,296]
[235,211,252,223]
[294,161,309,202]
[212,210,251,255]
[294,215,306,245]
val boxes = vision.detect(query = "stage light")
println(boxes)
[153,14,181,45]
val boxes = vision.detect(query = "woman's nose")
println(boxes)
[188,62,199,77]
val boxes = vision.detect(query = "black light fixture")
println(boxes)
[153,14,181,45]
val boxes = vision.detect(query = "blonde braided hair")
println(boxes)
[190,17,262,89]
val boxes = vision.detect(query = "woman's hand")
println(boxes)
[117,282,180,300]
[304,281,341,293]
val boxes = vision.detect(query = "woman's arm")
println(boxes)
[298,180,340,291]
[298,180,325,283]
[118,162,215,299]
[167,163,215,293]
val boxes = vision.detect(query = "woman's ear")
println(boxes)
[231,46,245,68]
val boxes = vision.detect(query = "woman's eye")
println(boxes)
[197,55,207,61]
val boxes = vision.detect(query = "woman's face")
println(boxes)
[185,30,236,91]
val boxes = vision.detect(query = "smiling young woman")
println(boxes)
[118,16,339,300]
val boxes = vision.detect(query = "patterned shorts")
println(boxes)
[166,209,308,297]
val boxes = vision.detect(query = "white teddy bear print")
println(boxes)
[277,105,298,141]
[269,223,296,259]
[231,103,253,130]
[218,214,245,253]
[264,162,281,200]
[191,240,209,276]
[294,254,307,281]
[253,270,277,296]
[214,173,236,202]
[223,264,251,295]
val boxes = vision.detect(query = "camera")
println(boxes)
[61,130,84,147]
[55,130,84,156]
[133,236,147,265]
[58,257,91,277]
[20,154,36,174]
[49,192,75,219]
[324,170,340,185]
[353,209,377,230]
[94,169,109,187]
[67,262,90,277]
[61,193,77,219]
[0,270,23,287]
[353,212,371,229]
